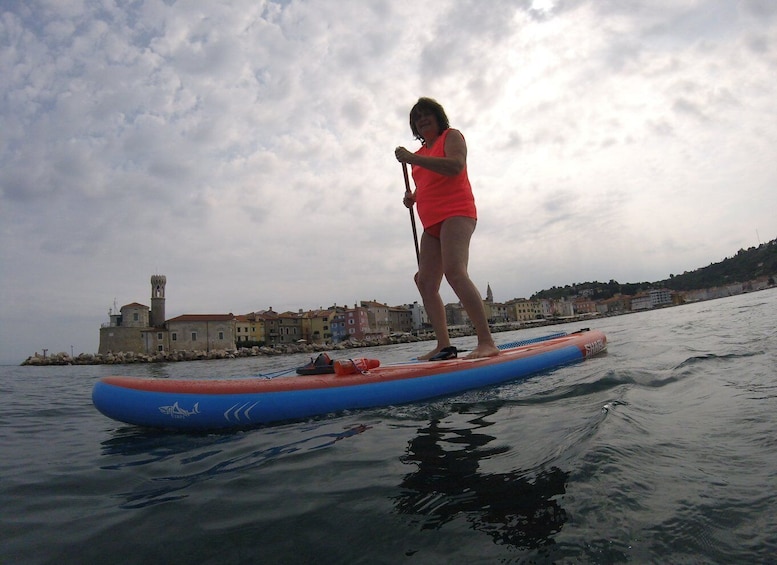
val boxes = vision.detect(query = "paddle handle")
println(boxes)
[402,162,420,266]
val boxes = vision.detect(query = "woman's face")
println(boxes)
[411,108,439,138]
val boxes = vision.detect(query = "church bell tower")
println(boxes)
[150,274,167,327]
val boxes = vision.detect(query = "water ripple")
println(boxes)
[3,289,777,564]
[100,422,373,509]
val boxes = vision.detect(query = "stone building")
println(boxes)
[505,298,542,322]
[99,275,237,355]
[98,276,165,355]
[165,314,236,353]
[331,304,371,342]
[301,308,338,344]
[360,300,391,336]
[388,306,414,334]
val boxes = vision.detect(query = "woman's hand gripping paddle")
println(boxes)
[402,162,420,266]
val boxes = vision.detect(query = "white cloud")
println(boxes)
[1,0,775,363]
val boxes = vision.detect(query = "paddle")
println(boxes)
[402,162,420,265]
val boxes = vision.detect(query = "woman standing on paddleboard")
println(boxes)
[395,97,499,360]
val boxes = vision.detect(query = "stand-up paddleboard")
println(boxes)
[92,329,606,431]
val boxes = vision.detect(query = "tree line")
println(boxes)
[531,238,776,301]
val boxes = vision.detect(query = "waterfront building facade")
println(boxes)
[573,297,597,315]
[276,311,303,345]
[331,304,371,342]
[166,314,236,352]
[445,302,470,327]
[254,308,280,346]
[302,308,337,344]
[102,276,759,357]
[405,301,429,331]
[99,278,160,354]
[99,276,238,355]
[234,314,252,344]
[649,288,672,307]
[388,306,414,334]
[361,300,391,336]
[505,298,542,322]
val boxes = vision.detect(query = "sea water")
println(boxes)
[1,289,775,564]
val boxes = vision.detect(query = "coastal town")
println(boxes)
[22,269,775,366]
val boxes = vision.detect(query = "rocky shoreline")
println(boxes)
[20,317,589,366]
[20,331,434,366]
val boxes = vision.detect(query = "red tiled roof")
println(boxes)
[121,302,148,309]
[252,310,278,320]
[166,314,235,323]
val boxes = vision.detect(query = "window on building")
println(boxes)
[133,313,139,321]
[158,345,164,352]
[172,333,177,341]
[157,332,163,340]
[191,332,197,341]
[218,331,224,340]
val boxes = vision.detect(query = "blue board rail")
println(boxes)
[92,329,607,430]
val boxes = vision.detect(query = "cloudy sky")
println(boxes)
[1,0,775,363]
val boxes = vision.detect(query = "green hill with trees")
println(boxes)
[531,238,777,301]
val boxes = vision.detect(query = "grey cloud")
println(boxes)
[341,100,367,129]
[742,0,777,19]
[1,0,776,363]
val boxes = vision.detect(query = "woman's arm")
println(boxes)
[395,129,467,176]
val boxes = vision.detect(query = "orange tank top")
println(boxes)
[412,128,477,229]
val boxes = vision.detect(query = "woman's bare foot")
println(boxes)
[464,343,501,359]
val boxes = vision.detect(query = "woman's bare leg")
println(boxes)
[415,230,451,360]
[439,217,499,359]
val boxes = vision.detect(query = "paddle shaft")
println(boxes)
[402,162,420,265]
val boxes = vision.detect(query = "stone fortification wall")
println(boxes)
[98,326,144,355]
[23,332,427,366]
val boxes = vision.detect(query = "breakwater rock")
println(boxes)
[21,332,428,366]
[21,321,570,366]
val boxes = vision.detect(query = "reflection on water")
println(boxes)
[100,423,371,509]
[395,405,569,549]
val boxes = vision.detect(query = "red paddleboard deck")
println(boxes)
[92,329,606,430]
